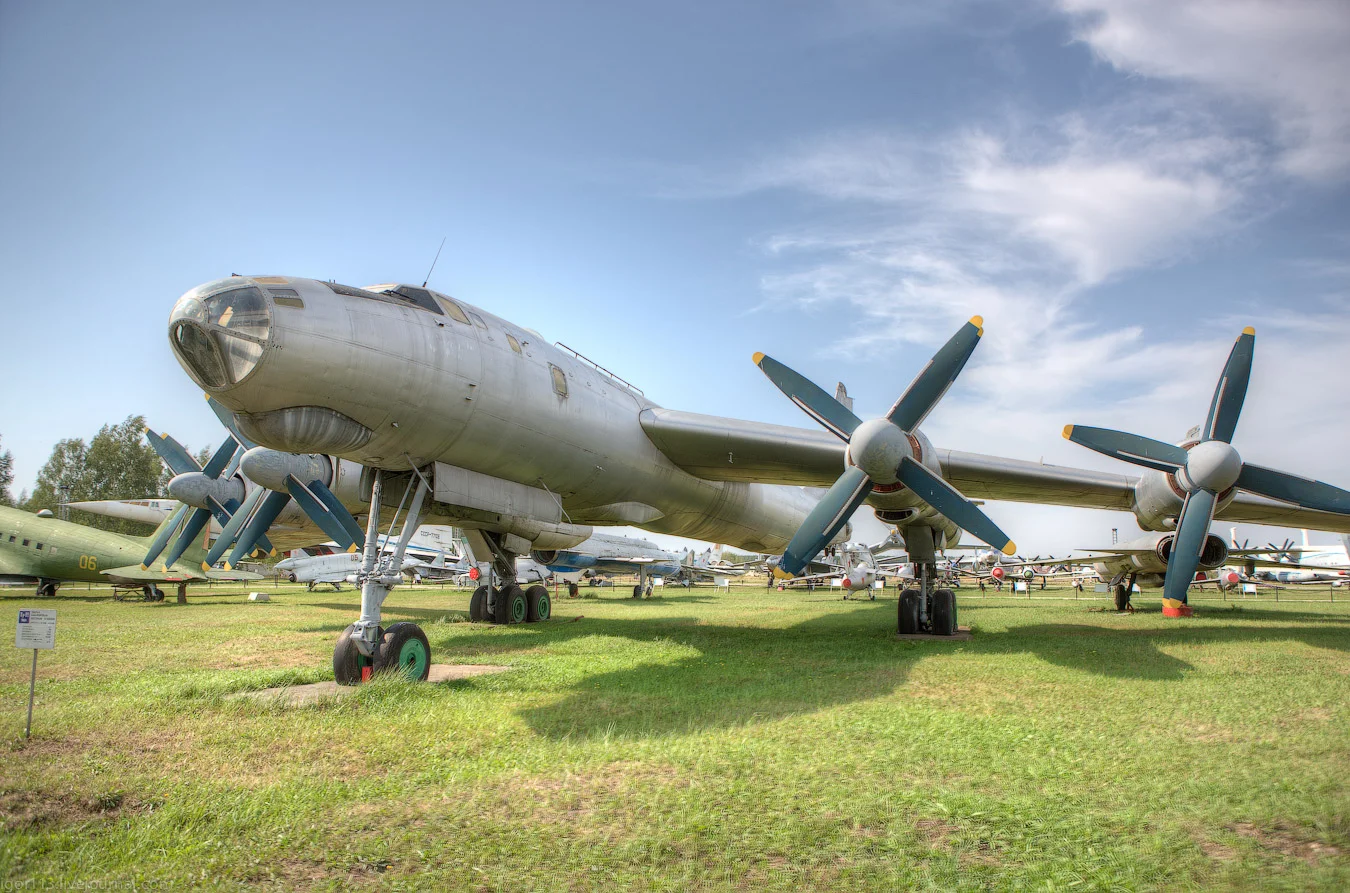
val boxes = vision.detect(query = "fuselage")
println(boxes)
[532,531,681,577]
[167,276,841,555]
[0,505,177,584]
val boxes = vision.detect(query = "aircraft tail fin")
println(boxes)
[835,383,854,413]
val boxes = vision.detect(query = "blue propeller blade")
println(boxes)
[226,489,291,568]
[1204,328,1254,444]
[887,316,983,432]
[142,503,188,569]
[203,485,265,569]
[1061,425,1189,475]
[895,457,1015,556]
[161,507,212,570]
[1236,463,1350,514]
[285,476,362,551]
[201,437,239,479]
[206,396,256,449]
[753,353,861,442]
[145,428,200,476]
[776,466,872,577]
[1163,489,1217,605]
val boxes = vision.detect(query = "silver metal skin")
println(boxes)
[845,418,911,485]
[165,472,244,512]
[237,448,332,494]
[1174,441,1243,493]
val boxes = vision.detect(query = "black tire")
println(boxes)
[334,623,382,686]
[1114,584,1131,612]
[469,585,489,622]
[525,585,551,622]
[931,588,957,636]
[568,582,580,598]
[898,589,921,635]
[632,584,642,599]
[373,622,431,681]
[286,572,298,583]
[150,587,165,603]
[494,584,527,624]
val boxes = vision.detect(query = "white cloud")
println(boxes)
[1058,0,1350,180]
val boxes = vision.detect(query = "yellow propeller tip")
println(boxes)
[969,315,983,328]
[1062,424,1074,439]
[1162,597,1183,608]
[771,566,793,580]
[346,544,359,553]
[268,548,277,558]
[139,564,148,571]
[222,561,233,571]
[1002,542,1018,557]
[752,351,765,366]
[1242,326,1255,336]
[201,562,211,572]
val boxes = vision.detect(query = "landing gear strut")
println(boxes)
[334,469,433,685]
[35,579,59,598]
[1112,572,1137,612]
[462,529,555,624]
[896,526,959,636]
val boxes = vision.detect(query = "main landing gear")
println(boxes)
[1111,572,1137,612]
[468,581,551,623]
[35,579,59,598]
[333,469,435,686]
[896,526,959,636]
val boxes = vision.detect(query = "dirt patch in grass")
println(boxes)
[483,760,689,827]
[1230,822,1342,865]
[914,817,959,848]
[0,788,152,831]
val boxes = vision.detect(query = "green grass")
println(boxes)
[0,581,1347,890]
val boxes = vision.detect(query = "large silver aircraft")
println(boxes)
[163,276,1350,679]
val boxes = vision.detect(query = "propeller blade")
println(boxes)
[160,507,212,569]
[887,316,983,431]
[226,489,291,568]
[1163,489,1217,605]
[895,457,1016,556]
[1204,328,1255,444]
[1061,425,1189,474]
[142,503,189,568]
[203,485,266,569]
[1236,463,1350,514]
[201,437,239,479]
[284,476,363,550]
[206,396,256,449]
[777,466,872,576]
[752,353,861,441]
[145,428,200,476]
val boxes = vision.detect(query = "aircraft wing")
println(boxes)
[640,409,1350,532]
[103,565,262,584]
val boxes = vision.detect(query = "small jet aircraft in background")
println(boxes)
[0,504,258,601]
[528,531,681,599]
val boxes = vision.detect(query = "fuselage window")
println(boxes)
[35,543,43,550]
[435,296,472,325]
[7,535,14,543]
[48,546,57,555]
[549,364,568,397]
[469,313,487,328]
[22,539,29,547]
[506,334,523,354]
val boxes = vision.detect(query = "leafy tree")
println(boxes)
[0,435,13,506]
[26,416,166,534]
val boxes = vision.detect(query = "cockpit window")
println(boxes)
[435,296,472,325]
[169,280,272,390]
[506,334,523,354]
[384,285,444,315]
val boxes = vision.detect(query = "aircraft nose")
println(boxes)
[168,277,272,391]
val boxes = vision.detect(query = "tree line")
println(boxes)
[1,416,212,535]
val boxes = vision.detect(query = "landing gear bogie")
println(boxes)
[493,584,527,624]
[898,589,921,635]
[525,585,551,622]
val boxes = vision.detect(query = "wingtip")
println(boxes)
[1242,326,1255,336]
[752,351,766,366]
[1002,542,1017,557]
[1061,424,1073,440]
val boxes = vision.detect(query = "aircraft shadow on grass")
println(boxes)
[376,599,1346,741]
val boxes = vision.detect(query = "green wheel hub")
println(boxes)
[536,592,551,620]
[510,595,527,623]
[395,637,429,679]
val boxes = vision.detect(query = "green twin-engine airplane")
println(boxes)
[0,503,260,601]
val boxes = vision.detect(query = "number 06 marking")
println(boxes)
[79,555,97,570]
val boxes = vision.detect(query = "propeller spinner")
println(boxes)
[756,316,1015,577]
[1064,327,1350,605]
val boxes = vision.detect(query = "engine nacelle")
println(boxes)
[1106,531,1229,575]
[166,471,245,510]
[1130,441,1239,532]
[239,448,332,493]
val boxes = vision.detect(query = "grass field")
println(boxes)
[1,580,1347,890]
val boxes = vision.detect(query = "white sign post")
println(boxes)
[16,609,56,740]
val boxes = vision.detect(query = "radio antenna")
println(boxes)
[422,236,447,288]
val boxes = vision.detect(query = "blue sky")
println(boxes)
[1,0,1347,552]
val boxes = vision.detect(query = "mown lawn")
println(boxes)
[0,581,1347,890]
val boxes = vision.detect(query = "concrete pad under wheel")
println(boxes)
[235,664,509,707]
[896,626,972,642]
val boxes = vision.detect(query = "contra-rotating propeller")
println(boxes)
[200,397,365,570]
[756,316,1015,577]
[141,428,271,570]
[1063,327,1350,605]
